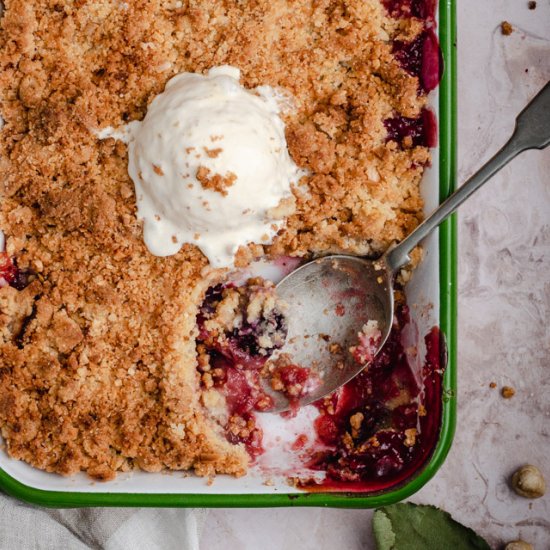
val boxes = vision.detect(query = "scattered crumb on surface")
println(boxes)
[501,386,516,399]
[489,381,497,389]
[501,21,514,35]
[528,1,537,10]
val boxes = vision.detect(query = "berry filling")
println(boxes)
[384,0,441,95]
[269,364,311,399]
[196,279,288,455]
[198,280,287,368]
[223,368,268,457]
[196,278,446,489]
[298,305,446,491]
[393,30,442,94]
[0,252,32,291]
[382,0,436,21]
[384,108,437,149]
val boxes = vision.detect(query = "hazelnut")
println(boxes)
[511,465,546,498]
[505,542,533,550]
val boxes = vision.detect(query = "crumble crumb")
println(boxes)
[502,386,516,399]
[501,21,514,35]
[366,435,380,449]
[350,320,382,365]
[349,412,364,439]
[489,381,497,389]
[269,366,306,398]
[264,353,317,400]
[404,428,417,447]
[528,1,537,10]
[203,147,223,159]
[329,343,343,355]
[196,166,237,196]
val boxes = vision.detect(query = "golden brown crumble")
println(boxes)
[403,427,417,447]
[349,412,364,439]
[203,147,222,158]
[0,0,429,479]
[196,166,237,197]
[269,369,303,397]
[501,21,514,35]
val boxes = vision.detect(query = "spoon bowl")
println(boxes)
[260,256,394,412]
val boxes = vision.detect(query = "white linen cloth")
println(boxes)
[0,491,205,550]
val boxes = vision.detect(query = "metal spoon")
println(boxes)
[262,81,550,413]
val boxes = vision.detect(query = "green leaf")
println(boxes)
[372,503,491,550]
[372,509,396,550]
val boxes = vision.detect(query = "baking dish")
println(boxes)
[0,0,456,508]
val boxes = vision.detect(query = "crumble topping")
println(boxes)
[0,0,431,479]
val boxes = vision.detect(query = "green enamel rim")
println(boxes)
[0,1,457,508]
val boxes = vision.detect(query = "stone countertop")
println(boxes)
[199,2,550,549]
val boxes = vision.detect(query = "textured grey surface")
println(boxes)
[199,2,550,549]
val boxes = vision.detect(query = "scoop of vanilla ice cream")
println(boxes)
[124,66,301,268]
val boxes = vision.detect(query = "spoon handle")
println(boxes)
[385,80,550,273]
